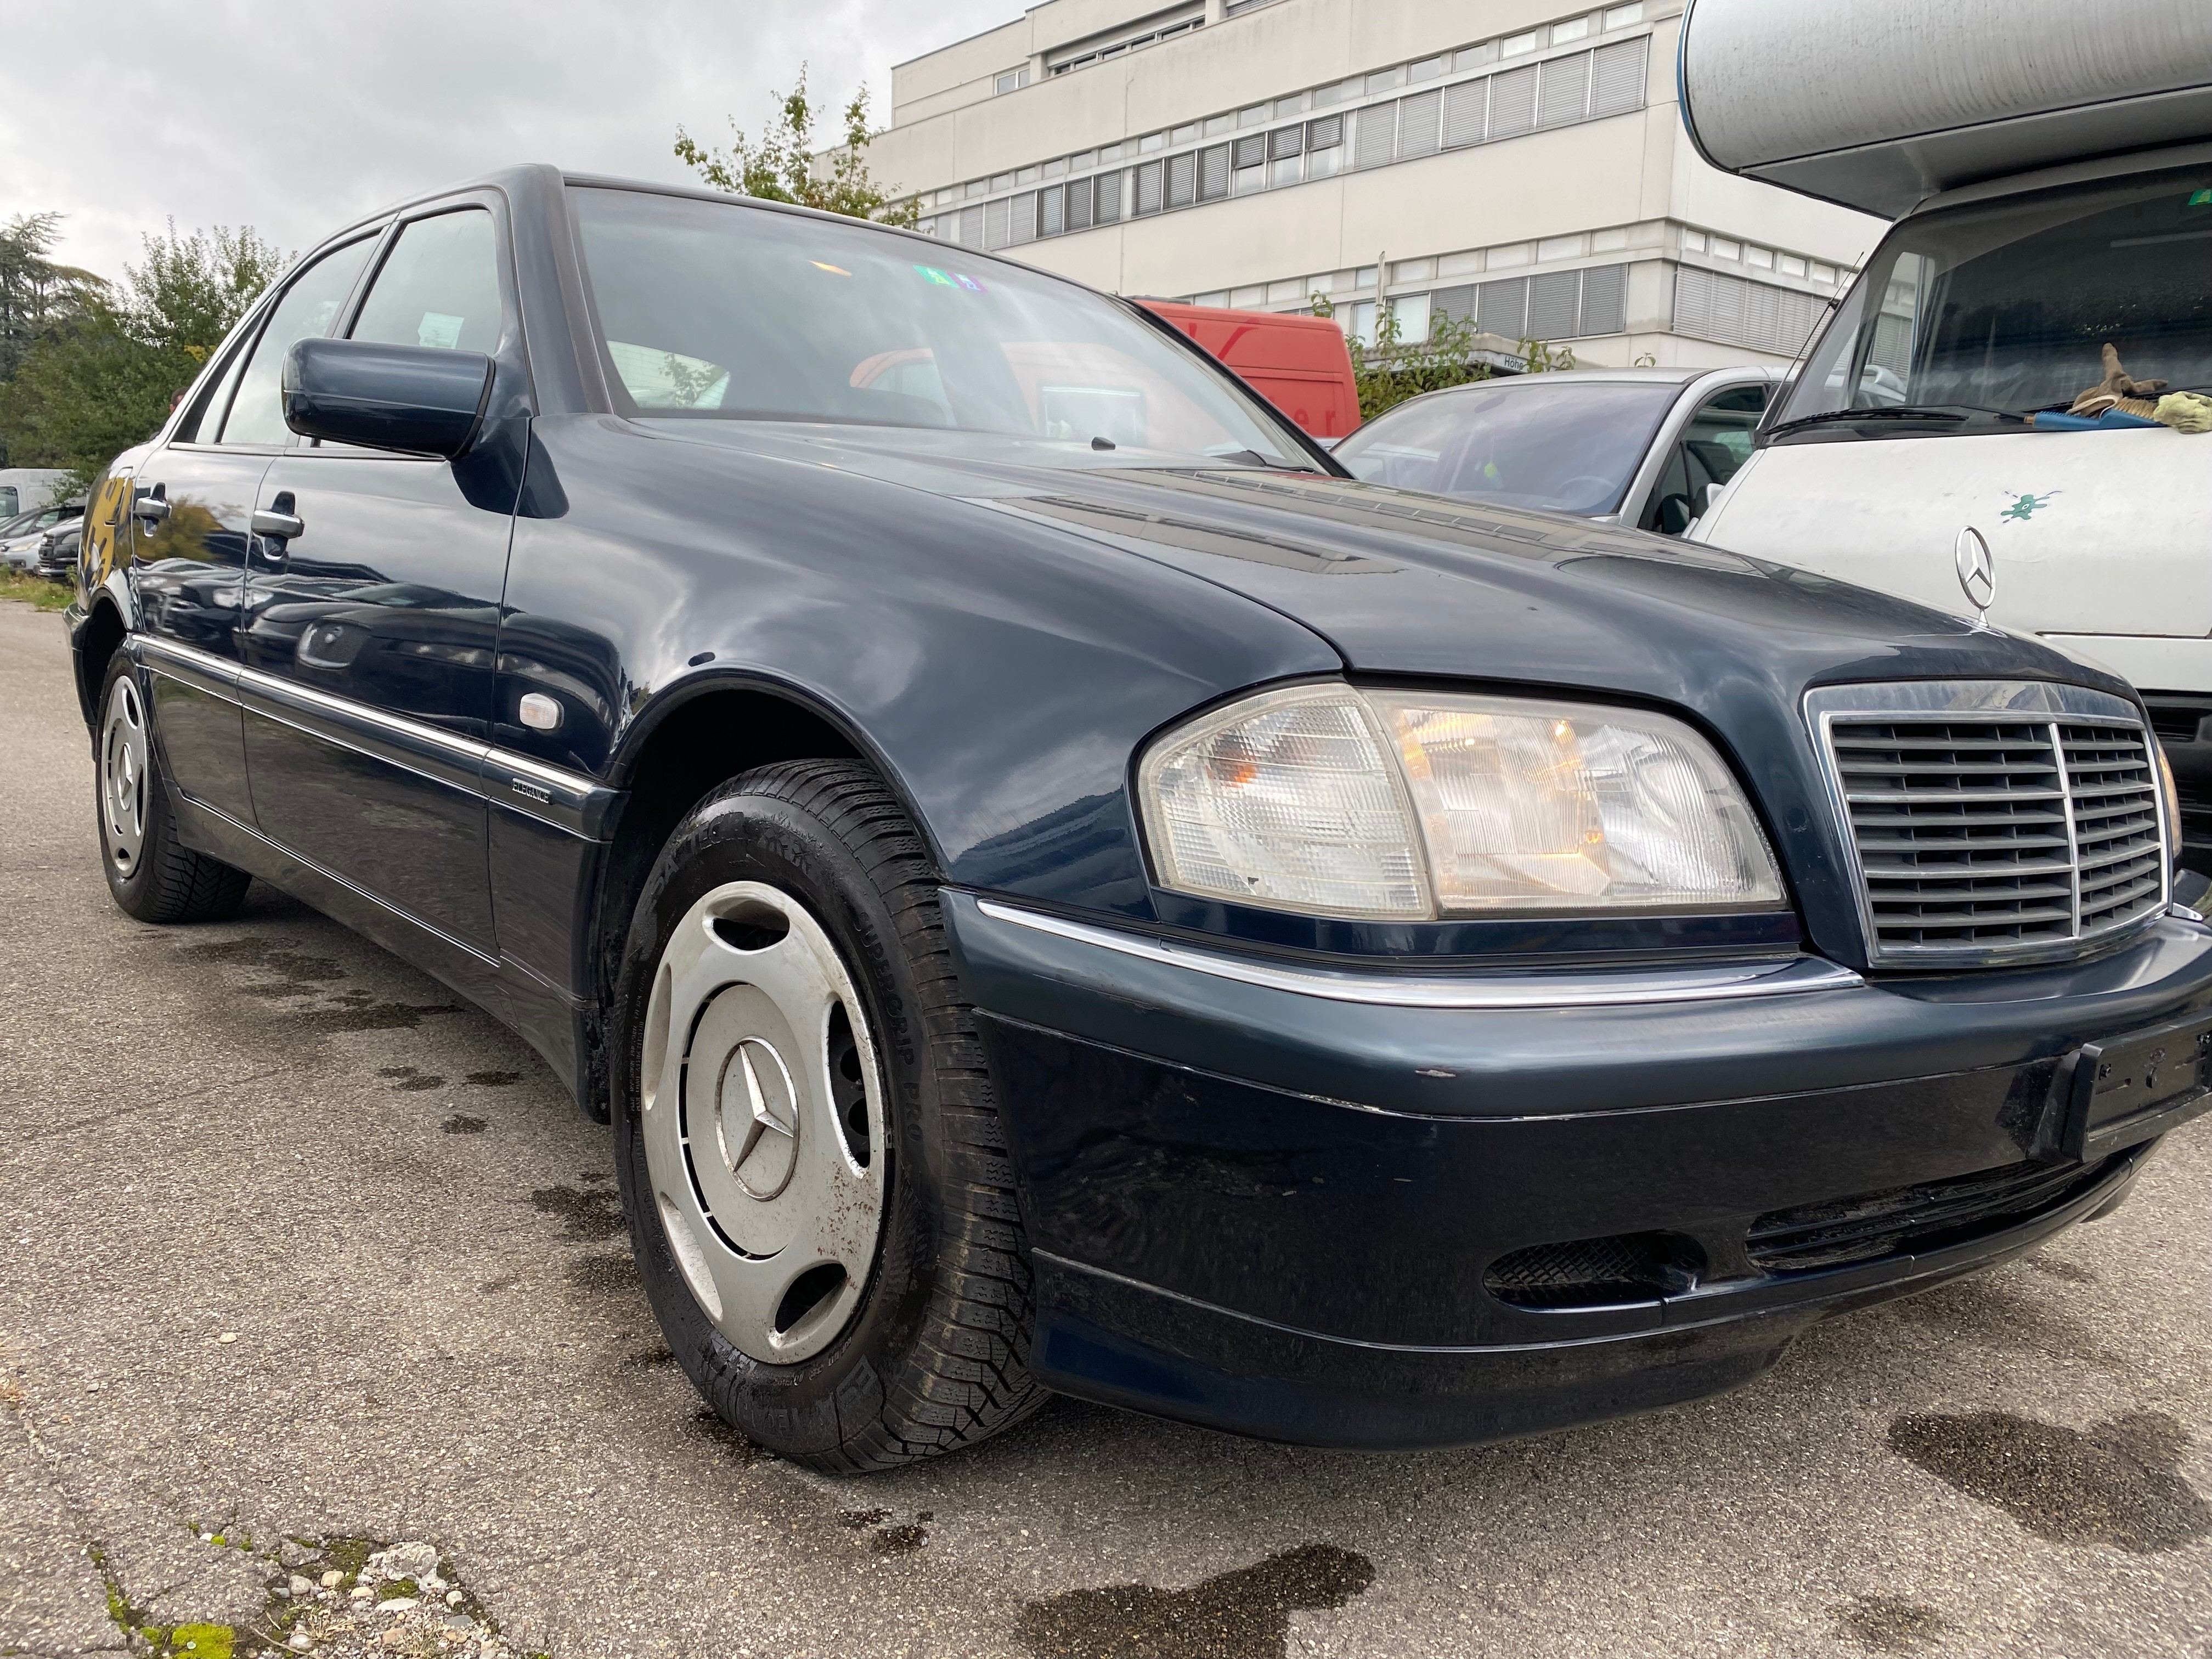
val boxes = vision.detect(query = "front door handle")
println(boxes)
[251,507,304,540]
[133,484,170,525]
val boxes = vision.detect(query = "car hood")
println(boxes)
[645,420,2128,709]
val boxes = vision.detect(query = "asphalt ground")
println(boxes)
[4,595,2211,1659]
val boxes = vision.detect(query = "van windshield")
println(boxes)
[1771,163,2212,436]
[568,187,1304,470]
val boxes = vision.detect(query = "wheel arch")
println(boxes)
[71,585,132,736]
[579,672,938,1118]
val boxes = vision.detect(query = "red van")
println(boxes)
[1138,301,1362,440]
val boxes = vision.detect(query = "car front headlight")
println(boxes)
[1138,684,1785,919]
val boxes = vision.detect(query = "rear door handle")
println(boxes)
[133,485,170,524]
[251,508,304,539]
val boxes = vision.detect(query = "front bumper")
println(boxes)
[944,893,2212,1449]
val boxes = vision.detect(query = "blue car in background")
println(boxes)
[64,165,2212,1472]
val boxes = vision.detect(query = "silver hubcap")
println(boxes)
[640,882,887,1363]
[101,678,150,873]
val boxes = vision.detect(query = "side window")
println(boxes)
[1644,384,1769,535]
[349,210,505,353]
[219,237,377,446]
[176,336,251,445]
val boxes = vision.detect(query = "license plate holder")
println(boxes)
[2041,1007,2212,1163]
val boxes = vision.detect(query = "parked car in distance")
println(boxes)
[1137,301,1362,441]
[1334,366,1780,533]
[2,501,85,571]
[67,166,2212,1476]
[33,515,85,580]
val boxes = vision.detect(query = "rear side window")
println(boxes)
[177,336,252,445]
[1643,383,1769,534]
[219,238,376,446]
[350,210,504,353]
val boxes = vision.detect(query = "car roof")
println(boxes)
[1352,364,1782,429]
[1440,367,1736,390]
[317,163,964,262]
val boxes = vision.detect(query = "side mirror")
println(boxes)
[282,337,493,459]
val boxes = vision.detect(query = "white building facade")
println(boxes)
[874,0,1888,368]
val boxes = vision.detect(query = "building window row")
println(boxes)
[921,35,1650,250]
[1681,226,1842,287]
[1048,8,1205,76]
[925,4,1651,211]
[1673,268,1835,357]
[1324,266,1630,348]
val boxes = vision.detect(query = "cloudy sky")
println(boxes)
[10,0,1019,282]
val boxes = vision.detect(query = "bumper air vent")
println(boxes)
[1483,1232,1704,1309]
[1746,1152,2133,1273]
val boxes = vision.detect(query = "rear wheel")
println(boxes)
[95,654,251,923]
[611,760,1046,1471]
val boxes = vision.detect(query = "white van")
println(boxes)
[0,469,71,522]
[1677,0,2212,863]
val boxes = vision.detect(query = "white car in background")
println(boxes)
[1333,366,1783,535]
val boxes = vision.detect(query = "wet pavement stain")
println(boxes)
[179,936,462,1032]
[2026,1254,2097,1284]
[478,1273,521,1294]
[565,1251,639,1293]
[378,1065,445,1091]
[1889,1410,2212,1553]
[530,1184,625,1242]
[442,1114,489,1134]
[179,936,346,983]
[1834,1594,1946,1653]
[840,1509,892,1530]
[1016,1543,1374,1658]
[622,1344,676,1369]
[465,1070,524,1086]
[871,1523,927,1556]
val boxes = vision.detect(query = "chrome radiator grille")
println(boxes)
[1810,684,2168,967]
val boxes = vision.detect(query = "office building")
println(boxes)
[873,0,1885,366]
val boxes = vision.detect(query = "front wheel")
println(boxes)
[95,653,251,923]
[611,761,1046,1472]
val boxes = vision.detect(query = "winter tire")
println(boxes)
[95,653,252,924]
[610,760,1046,1472]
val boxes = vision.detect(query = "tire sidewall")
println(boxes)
[610,779,945,1456]
[95,653,166,915]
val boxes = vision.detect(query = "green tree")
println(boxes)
[1315,295,1493,419]
[675,69,920,226]
[0,213,104,386]
[0,223,286,488]
[1315,294,1579,419]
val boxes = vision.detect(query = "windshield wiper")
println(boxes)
[1197,447,1318,472]
[1767,404,2026,439]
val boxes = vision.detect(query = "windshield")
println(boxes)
[568,187,1304,469]
[1773,162,2212,433]
[1333,381,1681,514]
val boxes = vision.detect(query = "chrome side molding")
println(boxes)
[973,898,1864,1009]
[129,631,617,840]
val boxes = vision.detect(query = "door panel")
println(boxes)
[127,448,272,823]
[237,202,520,953]
[240,454,510,950]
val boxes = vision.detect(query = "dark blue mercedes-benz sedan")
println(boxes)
[61,165,2212,1472]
